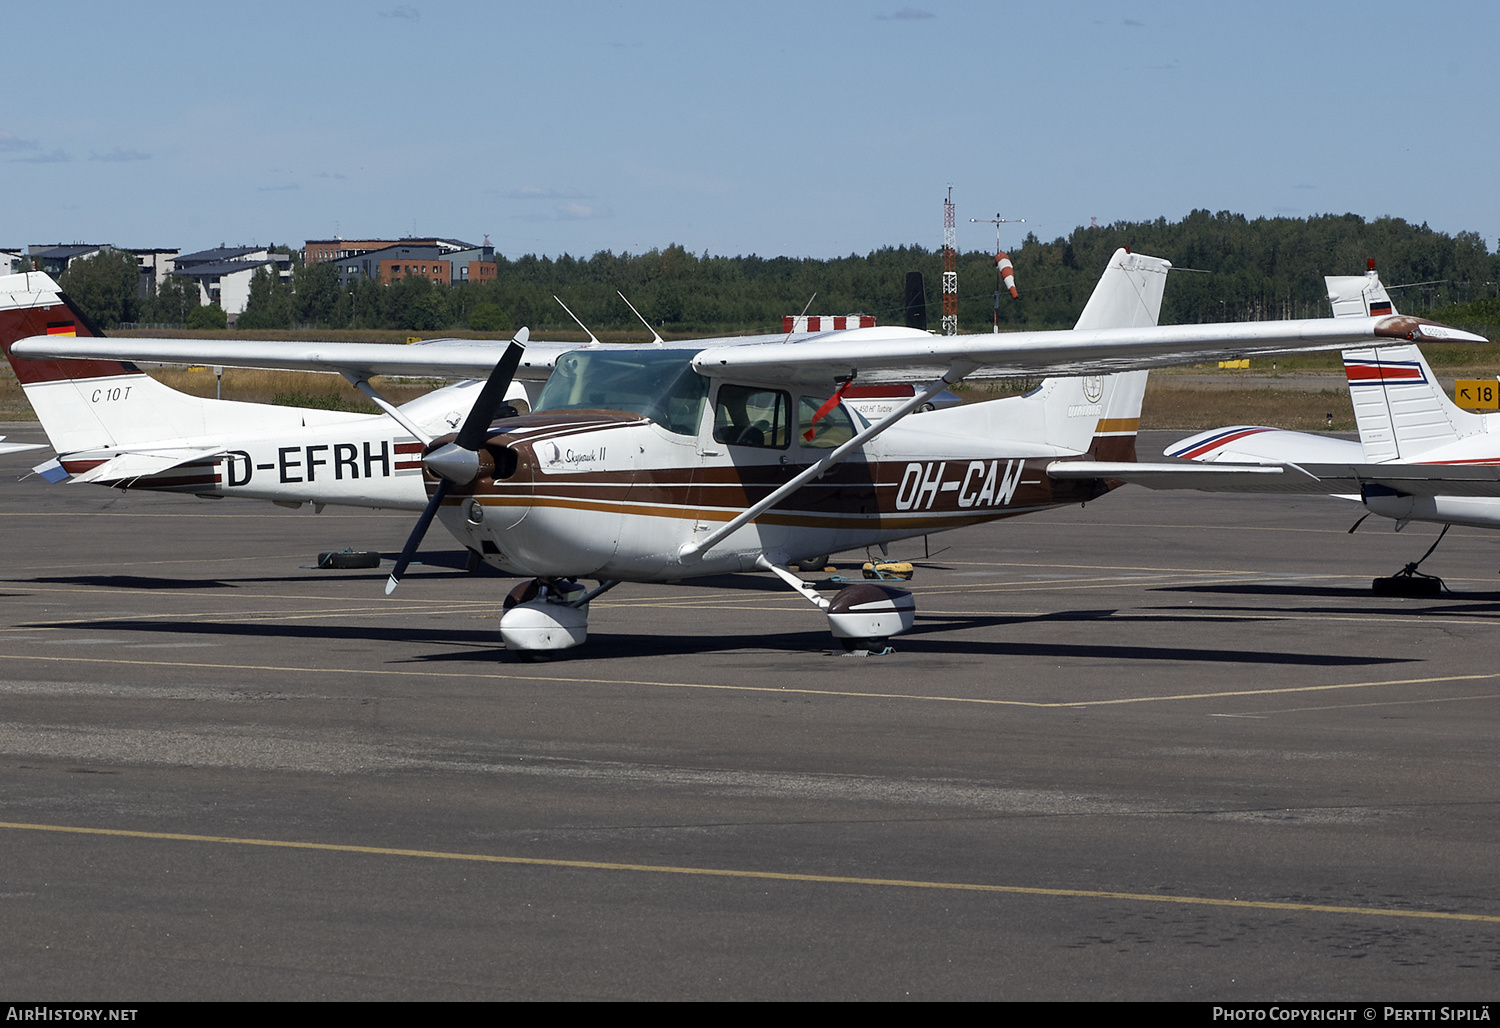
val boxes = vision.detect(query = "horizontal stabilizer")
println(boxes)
[1049,459,1500,498]
[0,436,43,456]
[67,447,226,485]
[1048,460,1303,492]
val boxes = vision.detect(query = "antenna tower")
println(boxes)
[941,187,958,336]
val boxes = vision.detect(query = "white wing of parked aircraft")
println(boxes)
[0,436,42,455]
[15,290,1467,388]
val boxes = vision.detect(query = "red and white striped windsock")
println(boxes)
[996,251,1018,299]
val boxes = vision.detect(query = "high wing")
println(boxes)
[12,264,1483,389]
[14,310,1475,387]
[9,329,571,381]
[689,316,1481,385]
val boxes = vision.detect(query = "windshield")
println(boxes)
[534,349,709,436]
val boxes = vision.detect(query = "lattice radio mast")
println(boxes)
[941,187,958,336]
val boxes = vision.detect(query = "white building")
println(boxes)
[170,246,293,319]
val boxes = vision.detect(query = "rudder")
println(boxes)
[1342,344,1483,462]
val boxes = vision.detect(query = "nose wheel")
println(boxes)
[499,578,620,658]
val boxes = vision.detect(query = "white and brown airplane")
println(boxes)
[3,251,1479,656]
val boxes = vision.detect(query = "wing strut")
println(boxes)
[678,362,974,563]
[757,556,831,610]
[340,372,432,445]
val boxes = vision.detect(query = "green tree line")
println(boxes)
[55,211,1500,337]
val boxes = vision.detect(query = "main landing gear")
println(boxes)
[759,557,916,655]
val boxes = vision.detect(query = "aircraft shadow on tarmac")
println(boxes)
[26,613,1414,668]
[14,564,976,596]
[896,612,1411,666]
[27,575,243,590]
[20,564,509,591]
[1153,581,1500,617]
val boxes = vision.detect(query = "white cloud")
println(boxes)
[515,201,613,222]
[90,147,151,162]
[506,185,589,199]
[0,131,38,152]
[10,148,69,164]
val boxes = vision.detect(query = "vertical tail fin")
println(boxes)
[1073,248,1172,332]
[1326,264,1481,462]
[1326,261,1397,319]
[0,271,355,457]
[1039,249,1168,457]
[0,271,222,453]
[945,250,1166,457]
[1342,344,1482,461]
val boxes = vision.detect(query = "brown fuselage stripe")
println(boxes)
[457,491,1047,531]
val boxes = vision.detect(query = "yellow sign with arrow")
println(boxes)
[1454,380,1499,409]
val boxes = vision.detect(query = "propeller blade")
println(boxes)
[388,337,524,596]
[454,339,525,452]
[385,478,449,595]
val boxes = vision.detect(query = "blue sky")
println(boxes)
[4,1,1496,259]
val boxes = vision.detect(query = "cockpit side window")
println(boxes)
[798,394,855,449]
[714,384,790,449]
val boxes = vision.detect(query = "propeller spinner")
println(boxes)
[385,338,526,595]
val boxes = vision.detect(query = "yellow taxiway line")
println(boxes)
[3,819,1495,925]
[0,651,1496,709]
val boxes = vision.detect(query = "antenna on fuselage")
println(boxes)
[617,290,664,346]
[552,295,600,346]
[784,292,817,343]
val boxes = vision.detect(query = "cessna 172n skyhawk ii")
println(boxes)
[3,251,1484,655]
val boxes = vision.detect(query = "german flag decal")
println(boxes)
[45,321,76,337]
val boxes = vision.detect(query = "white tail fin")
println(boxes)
[0,271,367,456]
[1074,248,1172,332]
[1326,262,1397,319]
[1325,264,1484,461]
[1039,248,1168,454]
[1342,343,1483,461]
[920,249,1165,458]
